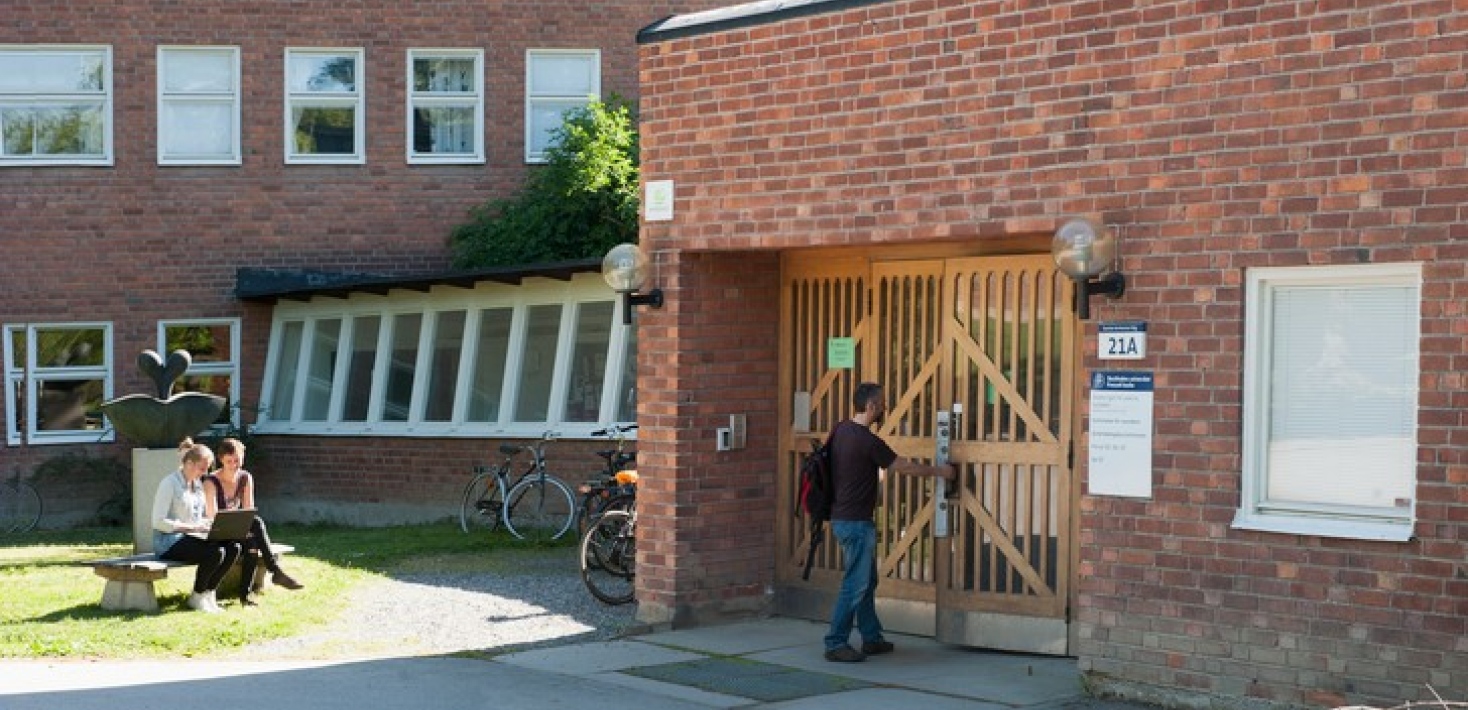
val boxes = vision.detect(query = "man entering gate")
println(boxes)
[823,382,956,662]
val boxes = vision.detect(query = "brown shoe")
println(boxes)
[272,571,304,590]
[861,640,895,655]
[824,646,866,663]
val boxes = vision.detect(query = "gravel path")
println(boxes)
[235,546,641,660]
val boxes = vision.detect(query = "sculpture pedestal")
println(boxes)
[131,448,179,554]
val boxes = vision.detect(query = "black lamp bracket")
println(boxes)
[622,289,664,324]
[1074,272,1125,320]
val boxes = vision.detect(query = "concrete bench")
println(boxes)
[88,543,294,612]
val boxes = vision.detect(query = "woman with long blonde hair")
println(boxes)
[151,438,242,613]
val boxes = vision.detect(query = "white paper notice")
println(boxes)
[1088,371,1154,498]
[645,180,674,222]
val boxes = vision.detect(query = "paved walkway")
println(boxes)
[0,617,1143,710]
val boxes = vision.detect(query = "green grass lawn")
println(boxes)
[0,523,559,659]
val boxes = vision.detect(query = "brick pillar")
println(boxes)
[634,248,783,627]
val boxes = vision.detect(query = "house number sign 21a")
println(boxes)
[1098,321,1146,360]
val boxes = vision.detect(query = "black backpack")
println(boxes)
[798,426,838,580]
[798,433,834,523]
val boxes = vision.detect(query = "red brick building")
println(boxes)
[0,0,725,523]
[632,0,1467,707]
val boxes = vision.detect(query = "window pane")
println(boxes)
[529,55,594,94]
[291,106,356,154]
[382,314,422,422]
[424,311,465,422]
[413,57,475,92]
[288,54,357,92]
[162,51,233,92]
[2,108,35,155]
[617,325,638,423]
[563,302,612,423]
[528,99,584,156]
[412,105,475,154]
[36,378,104,431]
[303,319,341,421]
[34,105,104,155]
[467,308,511,422]
[9,329,26,370]
[9,373,26,439]
[176,373,233,426]
[270,321,304,420]
[161,102,233,155]
[0,51,105,92]
[35,328,103,368]
[341,316,379,422]
[514,304,562,422]
[165,324,233,363]
[1265,285,1416,509]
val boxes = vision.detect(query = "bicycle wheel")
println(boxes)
[575,484,636,538]
[503,475,575,541]
[459,472,503,534]
[581,509,635,605]
[2,481,41,534]
[581,494,636,570]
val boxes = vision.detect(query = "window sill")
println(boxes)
[1231,509,1413,542]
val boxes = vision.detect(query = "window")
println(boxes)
[407,49,483,164]
[1234,263,1421,541]
[157,46,240,165]
[4,323,113,445]
[285,48,364,164]
[524,49,599,163]
[0,45,112,166]
[159,319,241,429]
[256,274,635,437]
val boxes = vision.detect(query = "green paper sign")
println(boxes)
[827,337,855,369]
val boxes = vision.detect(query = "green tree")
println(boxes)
[450,97,640,267]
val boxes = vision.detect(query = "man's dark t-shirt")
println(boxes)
[828,419,898,522]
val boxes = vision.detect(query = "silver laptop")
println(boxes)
[205,508,257,542]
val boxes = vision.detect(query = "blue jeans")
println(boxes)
[824,519,884,651]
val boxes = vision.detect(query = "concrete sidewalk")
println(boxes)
[0,617,1134,709]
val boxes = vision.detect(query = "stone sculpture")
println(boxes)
[99,350,225,448]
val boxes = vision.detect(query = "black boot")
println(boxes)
[264,553,304,590]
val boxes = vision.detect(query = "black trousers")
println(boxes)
[238,515,282,597]
[160,536,243,594]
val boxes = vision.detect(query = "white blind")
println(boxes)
[1265,284,1417,510]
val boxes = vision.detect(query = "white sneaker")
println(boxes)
[186,592,214,612]
[204,590,223,613]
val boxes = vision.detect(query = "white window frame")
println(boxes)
[157,46,241,165]
[0,45,113,167]
[284,47,365,164]
[3,322,115,446]
[157,318,242,430]
[1233,262,1421,542]
[254,274,634,439]
[406,48,484,164]
[524,48,600,164]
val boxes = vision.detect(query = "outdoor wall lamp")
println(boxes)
[602,243,663,325]
[1051,216,1125,320]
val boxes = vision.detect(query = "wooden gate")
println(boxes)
[777,252,1077,655]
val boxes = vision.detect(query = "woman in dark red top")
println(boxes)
[204,438,303,605]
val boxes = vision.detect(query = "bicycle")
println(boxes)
[459,432,577,542]
[1,466,42,534]
[575,423,638,537]
[580,503,636,605]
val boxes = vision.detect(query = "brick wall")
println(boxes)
[638,0,1467,706]
[0,0,723,517]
